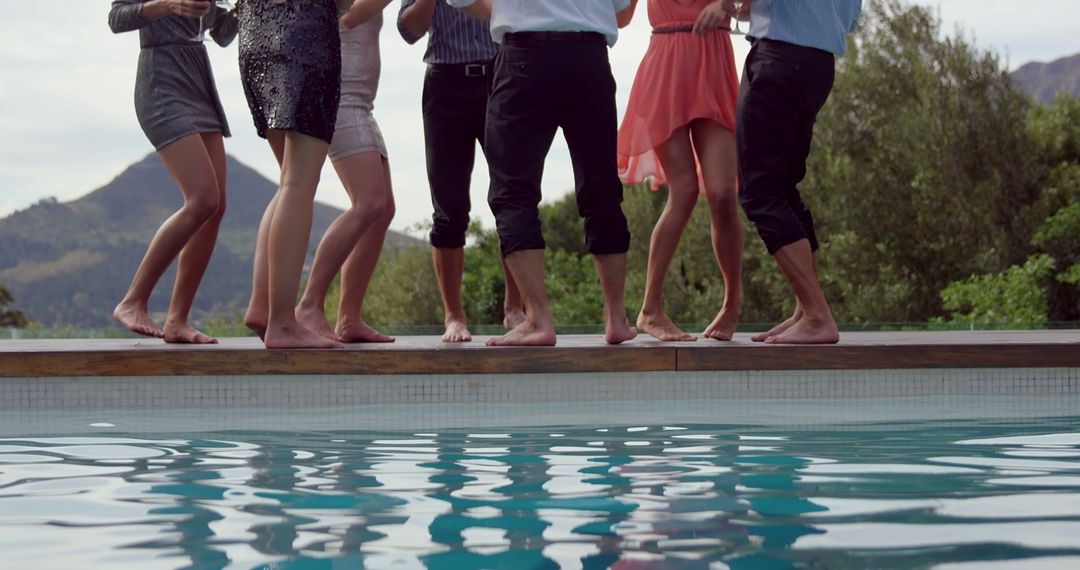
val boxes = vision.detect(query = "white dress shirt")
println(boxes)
[445,0,631,47]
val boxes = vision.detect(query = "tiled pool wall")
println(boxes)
[2,368,1078,411]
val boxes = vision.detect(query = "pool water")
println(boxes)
[3,415,1080,569]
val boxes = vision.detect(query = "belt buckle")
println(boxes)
[464,64,486,77]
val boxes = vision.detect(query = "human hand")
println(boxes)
[167,0,212,17]
[692,2,730,35]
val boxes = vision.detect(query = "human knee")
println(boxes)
[706,187,739,218]
[184,187,221,222]
[366,195,395,230]
[382,197,397,226]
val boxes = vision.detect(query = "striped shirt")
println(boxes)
[748,0,863,56]
[398,0,498,64]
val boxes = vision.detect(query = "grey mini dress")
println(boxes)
[329,11,388,161]
[238,0,342,144]
[108,0,236,150]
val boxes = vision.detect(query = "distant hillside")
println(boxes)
[1012,52,1080,105]
[0,154,420,327]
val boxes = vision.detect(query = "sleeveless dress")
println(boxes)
[328,12,388,161]
[617,0,740,189]
[108,0,235,150]
[238,0,342,144]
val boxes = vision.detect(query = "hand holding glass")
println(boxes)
[730,1,747,36]
[193,0,234,42]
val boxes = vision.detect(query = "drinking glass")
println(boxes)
[730,1,746,35]
[193,0,235,42]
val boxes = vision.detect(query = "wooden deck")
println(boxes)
[0,331,1077,377]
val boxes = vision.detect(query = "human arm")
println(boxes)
[209,4,238,47]
[616,0,639,29]
[398,0,437,43]
[446,0,491,22]
[341,0,395,30]
[108,0,210,33]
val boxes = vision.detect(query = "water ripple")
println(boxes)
[0,417,1078,568]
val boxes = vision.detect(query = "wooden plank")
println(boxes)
[0,332,1076,377]
[677,343,1080,371]
[0,345,678,378]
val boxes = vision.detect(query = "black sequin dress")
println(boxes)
[238,0,342,144]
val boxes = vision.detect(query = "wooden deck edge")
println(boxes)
[0,342,1077,378]
[0,347,680,378]
[676,344,1080,371]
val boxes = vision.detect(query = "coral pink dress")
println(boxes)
[617,0,740,189]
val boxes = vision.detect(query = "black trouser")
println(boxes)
[485,32,631,257]
[423,61,493,249]
[737,38,836,255]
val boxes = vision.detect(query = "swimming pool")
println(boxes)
[2,394,1080,569]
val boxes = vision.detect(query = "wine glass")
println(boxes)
[192,0,235,42]
[730,1,746,36]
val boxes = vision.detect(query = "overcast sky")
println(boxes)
[1,1,1077,236]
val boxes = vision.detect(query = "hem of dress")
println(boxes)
[618,113,736,190]
[257,125,336,146]
[151,127,230,151]
[329,146,389,163]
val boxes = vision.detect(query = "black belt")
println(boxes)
[652,23,729,34]
[429,61,493,77]
[503,31,605,45]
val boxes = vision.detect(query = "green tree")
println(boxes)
[939,254,1054,325]
[803,0,1044,324]
[940,95,1080,325]
[0,284,28,328]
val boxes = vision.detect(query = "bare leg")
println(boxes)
[335,155,395,344]
[487,249,557,346]
[638,126,698,342]
[594,253,637,345]
[765,239,839,344]
[114,133,222,340]
[244,136,286,339]
[295,151,390,341]
[691,120,744,341]
[164,132,230,345]
[262,130,341,349]
[751,254,815,342]
[502,256,526,330]
[433,246,472,342]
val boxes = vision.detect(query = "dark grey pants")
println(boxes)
[737,38,836,255]
[484,32,630,257]
[423,62,493,249]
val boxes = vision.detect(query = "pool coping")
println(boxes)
[1,331,1077,377]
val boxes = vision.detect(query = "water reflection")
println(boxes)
[1,417,1080,568]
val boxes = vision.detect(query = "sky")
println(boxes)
[0,1,1078,237]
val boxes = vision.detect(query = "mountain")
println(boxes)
[1012,52,1080,105]
[0,154,421,327]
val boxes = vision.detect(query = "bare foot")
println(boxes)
[337,318,395,343]
[606,315,638,346]
[487,320,556,347]
[703,305,740,341]
[503,308,527,331]
[114,301,164,339]
[636,312,695,342]
[244,307,267,340]
[263,321,343,349]
[163,322,218,345]
[752,310,803,342]
[295,303,340,342]
[764,316,839,345]
[443,318,473,343]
